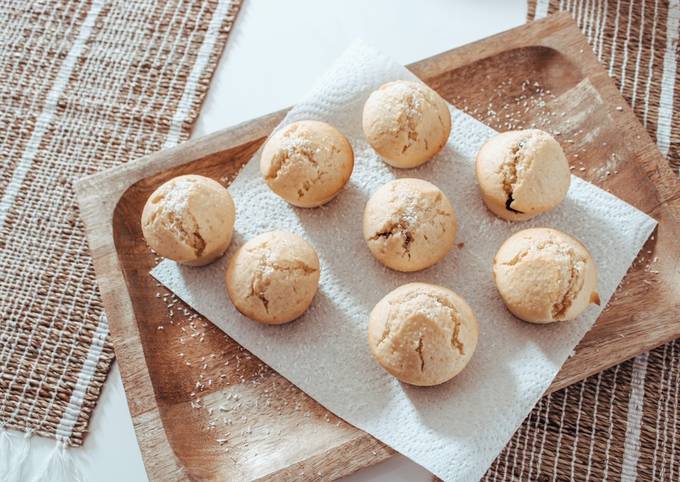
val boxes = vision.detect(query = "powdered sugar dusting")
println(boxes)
[279,136,317,156]
[162,177,195,214]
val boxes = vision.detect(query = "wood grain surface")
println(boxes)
[76,13,680,481]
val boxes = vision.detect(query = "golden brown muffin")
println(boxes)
[362,80,451,168]
[225,231,320,325]
[368,283,478,386]
[476,129,570,221]
[363,178,456,272]
[493,228,600,323]
[260,120,354,207]
[141,175,235,266]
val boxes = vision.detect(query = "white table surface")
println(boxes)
[15,1,526,480]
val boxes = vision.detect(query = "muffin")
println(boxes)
[260,120,354,207]
[362,80,451,168]
[225,231,320,324]
[368,283,479,386]
[476,129,571,221]
[141,174,235,266]
[363,178,456,272]
[493,228,600,323]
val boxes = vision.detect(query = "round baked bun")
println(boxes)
[260,120,354,207]
[362,80,451,168]
[368,283,478,386]
[363,178,456,272]
[141,175,235,266]
[476,129,570,221]
[493,228,600,323]
[225,231,320,325]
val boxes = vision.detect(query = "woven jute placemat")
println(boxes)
[483,1,680,480]
[0,0,242,447]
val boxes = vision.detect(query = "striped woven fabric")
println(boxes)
[484,1,680,480]
[0,0,241,447]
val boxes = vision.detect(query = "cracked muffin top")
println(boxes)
[259,120,354,208]
[363,178,457,272]
[475,129,571,221]
[141,175,235,266]
[368,283,478,386]
[225,231,320,325]
[362,80,451,169]
[493,228,600,323]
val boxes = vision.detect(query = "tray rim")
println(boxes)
[75,12,680,481]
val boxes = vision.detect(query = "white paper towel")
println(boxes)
[151,43,657,481]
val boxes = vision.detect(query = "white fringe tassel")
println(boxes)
[0,428,84,482]
[0,427,32,482]
[33,437,84,482]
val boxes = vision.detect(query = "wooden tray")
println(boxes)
[76,13,680,482]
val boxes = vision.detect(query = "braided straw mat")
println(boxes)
[482,1,680,481]
[0,0,242,446]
